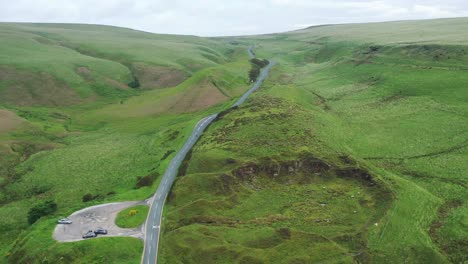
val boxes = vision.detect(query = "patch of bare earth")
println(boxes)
[429,199,466,263]
[171,78,228,113]
[132,63,187,89]
[106,78,130,90]
[0,66,84,107]
[0,109,24,134]
[75,66,92,81]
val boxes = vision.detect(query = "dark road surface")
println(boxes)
[142,47,275,264]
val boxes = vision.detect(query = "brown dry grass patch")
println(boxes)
[96,76,229,118]
[105,78,130,90]
[0,109,24,134]
[75,66,92,81]
[171,79,228,113]
[132,63,187,89]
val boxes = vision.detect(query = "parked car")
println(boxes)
[82,230,97,239]
[94,228,108,235]
[57,218,72,224]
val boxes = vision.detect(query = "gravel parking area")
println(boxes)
[53,200,148,242]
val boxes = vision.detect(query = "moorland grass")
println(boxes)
[2,18,468,263]
[0,23,238,106]
[235,21,468,263]
[0,23,252,262]
[159,96,393,263]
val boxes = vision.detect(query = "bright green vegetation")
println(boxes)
[0,23,235,106]
[0,23,251,263]
[159,17,468,264]
[7,219,142,264]
[256,18,468,262]
[160,97,393,263]
[1,17,468,264]
[115,205,149,228]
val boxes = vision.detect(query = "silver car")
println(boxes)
[57,218,72,224]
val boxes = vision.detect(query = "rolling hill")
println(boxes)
[0,23,251,263]
[159,18,468,264]
[1,18,467,263]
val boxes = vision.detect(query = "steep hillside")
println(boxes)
[159,18,468,263]
[0,23,234,106]
[249,17,468,263]
[0,23,251,263]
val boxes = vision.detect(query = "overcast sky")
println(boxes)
[1,0,468,36]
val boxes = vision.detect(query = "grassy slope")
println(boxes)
[242,17,468,263]
[2,18,467,263]
[0,23,232,106]
[0,23,251,263]
[159,96,394,263]
[159,18,467,263]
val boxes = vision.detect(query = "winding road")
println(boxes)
[141,47,275,264]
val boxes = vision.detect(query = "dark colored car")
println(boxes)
[82,230,97,239]
[94,228,108,235]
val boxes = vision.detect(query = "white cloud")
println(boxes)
[0,0,467,36]
[412,4,458,17]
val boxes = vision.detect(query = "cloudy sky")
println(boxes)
[1,0,468,36]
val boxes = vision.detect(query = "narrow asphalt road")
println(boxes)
[247,46,256,59]
[141,47,275,264]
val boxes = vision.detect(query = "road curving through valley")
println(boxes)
[142,47,275,264]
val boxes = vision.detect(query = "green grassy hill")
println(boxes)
[289,17,468,44]
[0,23,238,106]
[159,18,468,264]
[1,18,467,264]
[0,23,251,263]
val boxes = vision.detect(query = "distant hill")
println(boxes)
[0,23,233,106]
[291,17,468,44]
